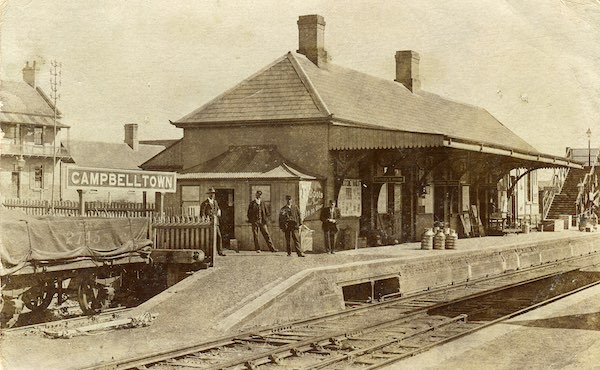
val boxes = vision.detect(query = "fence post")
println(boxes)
[78,189,86,216]
[155,192,164,219]
[212,215,217,266]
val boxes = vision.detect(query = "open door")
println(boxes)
[215,189,235,248]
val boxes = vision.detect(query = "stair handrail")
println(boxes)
[575,165,597,221]
[542,167,569,220]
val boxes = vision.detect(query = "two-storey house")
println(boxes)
[0,62,71,201]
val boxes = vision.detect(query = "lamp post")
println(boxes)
[587,128,592,167]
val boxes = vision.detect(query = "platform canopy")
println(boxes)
[179,145,317,180]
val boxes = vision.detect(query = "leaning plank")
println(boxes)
[42,313,157,339]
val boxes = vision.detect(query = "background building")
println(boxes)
[63,123,169,202]
[0,62,71,201]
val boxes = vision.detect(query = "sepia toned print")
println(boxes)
[1,1,600,369]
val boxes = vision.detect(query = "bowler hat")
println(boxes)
[256,190,263,195]
[207,187,216,194]
[285,195,292,200]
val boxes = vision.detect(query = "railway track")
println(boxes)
[87,252,600,370]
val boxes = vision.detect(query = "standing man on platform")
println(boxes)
[279,195,305,257]
[247,190,277,253]
[200,187,226,256]
[320,199,341,254]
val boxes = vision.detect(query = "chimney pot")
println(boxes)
[124,123,139,151]
[22,61,38,88]
[395,51,421,93]
[297,14,328,66]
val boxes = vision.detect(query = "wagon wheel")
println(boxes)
[0,296,24,328]
[23,280,56,312]
[77,275,113,315]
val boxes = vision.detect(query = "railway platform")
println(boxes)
[2,230,600,369]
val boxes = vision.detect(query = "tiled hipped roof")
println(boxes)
[178,57,327,123]
[175,52,537,154]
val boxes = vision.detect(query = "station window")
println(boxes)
[33,165,43,189]
[3,124,18,143]
[181,186,200,215]
[33,127,43,145]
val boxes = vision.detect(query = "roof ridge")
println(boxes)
[69,139,164,147]
[175,53,293,124]
[35,87,62,117]
[286,52,331,117]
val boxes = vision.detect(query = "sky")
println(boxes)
[1,0,600,156]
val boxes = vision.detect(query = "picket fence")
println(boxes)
[2,198,155,218]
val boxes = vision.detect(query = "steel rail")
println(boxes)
[360,278,600,370]
[85,252,600,370]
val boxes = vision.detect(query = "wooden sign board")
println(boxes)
[460,212,473,237]
[470,205,486,237]
[373,176,405,184]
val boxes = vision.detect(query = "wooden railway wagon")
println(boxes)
[0,211,216,328]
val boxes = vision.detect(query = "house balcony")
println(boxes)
[0,143,70,158]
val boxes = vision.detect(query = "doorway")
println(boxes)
[376,183,403,243]
[215,189,235,247]
[11,172,20,198]
[434,185,459,229]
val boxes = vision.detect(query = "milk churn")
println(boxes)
[445,229,458,249]
[421,228,434,250]
[433,228,446,250]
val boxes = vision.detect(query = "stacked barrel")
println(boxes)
[433,229,446,250]
[421,228,434,250]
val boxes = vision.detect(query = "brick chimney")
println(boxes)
[22,61,38,88]
[297,15,328,67]
[395,51,420,93]
[124,123,139,151]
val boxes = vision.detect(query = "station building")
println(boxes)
[142,15,580,251]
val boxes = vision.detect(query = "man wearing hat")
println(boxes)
[320,199,341,254]
[200,187,226,256]
[279,195,305,257]
[247,190,277,253]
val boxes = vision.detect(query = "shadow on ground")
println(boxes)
[508,312,600,331]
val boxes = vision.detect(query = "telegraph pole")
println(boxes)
[49,60,62,213]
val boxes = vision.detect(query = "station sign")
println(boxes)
[373,176,405,184]
[65,166,177,192]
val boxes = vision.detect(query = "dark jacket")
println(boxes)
[247,199,270,224]
[279,204,301,230]
[200,198,220,221]
[320,206,341,231]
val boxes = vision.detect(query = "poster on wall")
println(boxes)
[338,179,362,217]
[299,180,324,220]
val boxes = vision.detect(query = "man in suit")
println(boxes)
[320,199,341,254]
[200,187,226,256]
[279,195,305,257]
[247,190,277,253]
